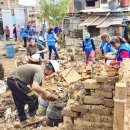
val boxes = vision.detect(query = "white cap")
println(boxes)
[49,60,60,72]
[21,26,24,29]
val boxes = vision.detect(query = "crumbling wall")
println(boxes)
[60,77,117,130]
[114,59,130,130]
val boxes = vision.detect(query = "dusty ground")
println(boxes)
[0,40,26,77]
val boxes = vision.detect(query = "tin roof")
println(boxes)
[79,16,100,27]
[88,16,107,26]
[97,16,123,28]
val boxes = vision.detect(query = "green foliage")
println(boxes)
[39,0,71,26]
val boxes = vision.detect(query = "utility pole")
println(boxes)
[7,0,11,10]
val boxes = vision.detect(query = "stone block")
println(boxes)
[83,79,101,89]
[115,83,126,100]
[104,99,114,108]
[100,115,113,123]
[93,90,113,99]
[83,96,104,105]
[96,76,107,83]
[114,100,125,130]
[90,106,112,115]
[83,113,101,122]
[74,118,92,127]
[62,107,79,118]
[70,105,90,113]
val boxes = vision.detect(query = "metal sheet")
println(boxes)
[88,16,107,26]
[110,17,123,25]
[97,17,123,28]
[79,16,100,27]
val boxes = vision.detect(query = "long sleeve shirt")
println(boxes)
[116,49,129,65]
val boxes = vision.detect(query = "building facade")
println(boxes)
[0,0,19,10]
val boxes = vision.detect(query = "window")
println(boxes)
[74,1,83,12]
[86,0,96,7]
[101,0,107,4]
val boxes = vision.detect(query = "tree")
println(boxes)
[39,0,72,26]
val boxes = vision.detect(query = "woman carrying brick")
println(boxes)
[107,37,130,66]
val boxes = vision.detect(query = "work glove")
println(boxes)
[110,61,119,66]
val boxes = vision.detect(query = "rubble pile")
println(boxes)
[57,73,117,130]
[41,63,119,130]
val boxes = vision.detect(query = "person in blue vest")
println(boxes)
[83,32,96,64]
[109,37,130,66]
[28,27,37,42]
[46,28,59,60]
[37,31,46,47]
[20,26,27,47]
[97,33,116,61]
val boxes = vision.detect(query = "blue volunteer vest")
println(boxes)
[37,35,44,44]
[83,38,93,52]
[100,41,111,55]
[21,29,27,38]
[116,43,130,61]
[47,33,56,46]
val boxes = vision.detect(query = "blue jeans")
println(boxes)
[48,46,59,60]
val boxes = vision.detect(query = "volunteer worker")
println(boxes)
[7,60,59,127]
[83,32,96,64]
[109,37,130,66]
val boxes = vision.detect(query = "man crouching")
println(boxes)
[7,60,59,128]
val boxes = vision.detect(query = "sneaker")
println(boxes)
[20,120,29,128]
[27,116,45,125]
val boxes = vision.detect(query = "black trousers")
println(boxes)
[7,78,38,121]
[23,37,27,47]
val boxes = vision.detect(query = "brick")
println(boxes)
[101,84,115,90]
[93,90,113,99]
[115,83,126,100]
[74,118,92,127]
[96,76,107,83]
[127,87,130,96]
[114,101,125,130]
[63,116,73,124]
[83,79,101,89]
[70,105,91,113]
[100,115,113,123]
[84,83,101,90]
[83,113,101,122]
[104,99,114,108]
[62,107,79,118]
[91,106,112,115]
[83,96,104,105]
[74,118,112,128]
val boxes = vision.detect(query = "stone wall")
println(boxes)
[114,59,130,130]
[55,63,119,130]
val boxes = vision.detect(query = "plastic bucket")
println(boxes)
[120,0,129,7]
[6,44,15,58]
[108,1,119,10]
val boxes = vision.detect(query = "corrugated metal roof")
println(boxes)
[79,16,100,27]
[88,16,107,26]
[97,17,123,28]
[110,17,124,25]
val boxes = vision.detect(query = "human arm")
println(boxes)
[91,39,95,50]
[110,50,129,66]
[82,40,85,52]
[32,81,50,98]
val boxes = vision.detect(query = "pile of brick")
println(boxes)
[58,77,117,130]
[41,63,119,130]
